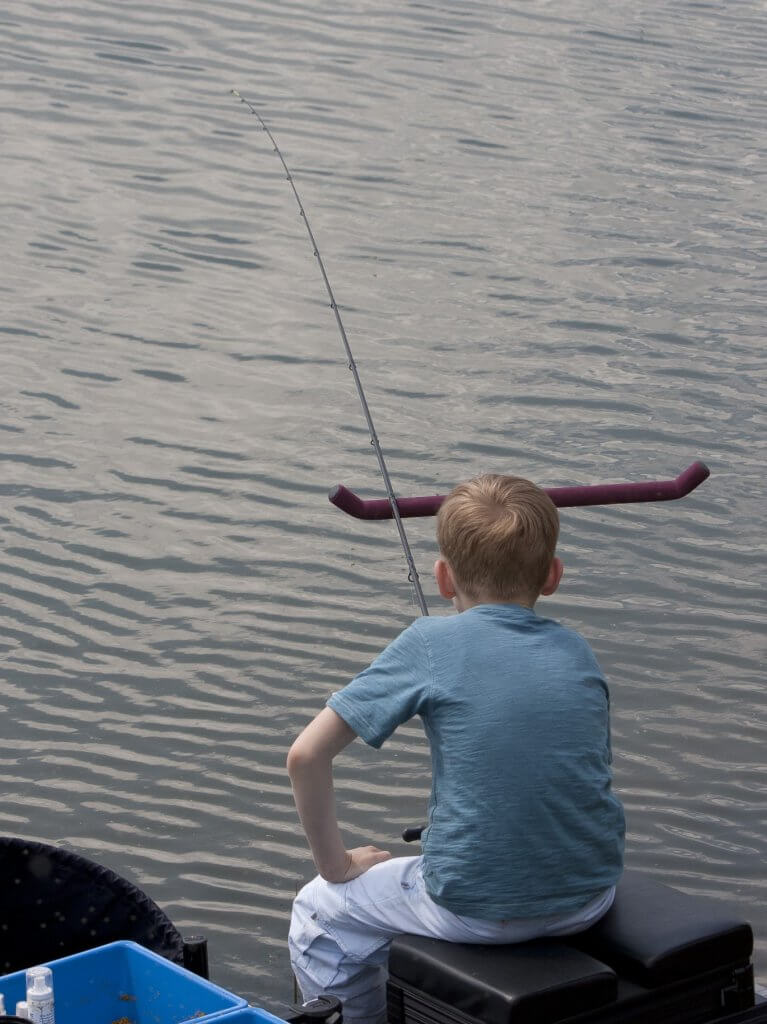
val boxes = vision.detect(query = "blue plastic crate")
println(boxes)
[212,1011,287,1024]
[0,940,247,1024]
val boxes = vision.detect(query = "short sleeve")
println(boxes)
[327,622,432,748]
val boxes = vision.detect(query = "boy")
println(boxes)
[287,474,625,1024]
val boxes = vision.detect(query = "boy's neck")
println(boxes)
[453,592,536,613]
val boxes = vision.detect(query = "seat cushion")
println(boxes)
[388,934,617,1024]
[571,870,753,987]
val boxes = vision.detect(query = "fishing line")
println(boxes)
[231,90,429,615]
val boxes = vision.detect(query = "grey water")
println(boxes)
[1,0,765,1010]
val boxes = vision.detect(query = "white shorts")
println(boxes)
[289,856,615,1024]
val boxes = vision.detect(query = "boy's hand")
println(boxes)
[330,845,392,883]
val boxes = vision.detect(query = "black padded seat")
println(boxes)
[572,870,754,988]
[388,935,617,1024]
[388,871,756,1024]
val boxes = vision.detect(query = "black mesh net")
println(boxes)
[0,837,184,975]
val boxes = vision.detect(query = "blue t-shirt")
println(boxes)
[327,604,625,919]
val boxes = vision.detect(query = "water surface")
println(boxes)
[1,0,765,1008]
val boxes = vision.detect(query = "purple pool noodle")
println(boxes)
[328,486,443,520]
[547,460,710,508]
[328,462,710,520]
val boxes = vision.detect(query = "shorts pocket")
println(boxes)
[319,907,391,963]
[289,912,342,989]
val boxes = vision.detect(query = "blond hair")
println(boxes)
[436,474,559,603]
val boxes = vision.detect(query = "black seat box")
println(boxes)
[387,871,755,1024]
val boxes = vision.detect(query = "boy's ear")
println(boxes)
[540,557,564,597]
[434,558,457,600]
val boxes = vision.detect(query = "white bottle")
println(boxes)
[0,993,5,1015]
[25,967,55,1024]
[15,1001,31,1020]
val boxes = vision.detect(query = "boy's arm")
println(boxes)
[287,706,392,883]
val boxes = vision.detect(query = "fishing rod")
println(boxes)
[231,90,429,615]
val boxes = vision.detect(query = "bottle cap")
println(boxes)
[26,965,53,999]
[16,1000,31,1019]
